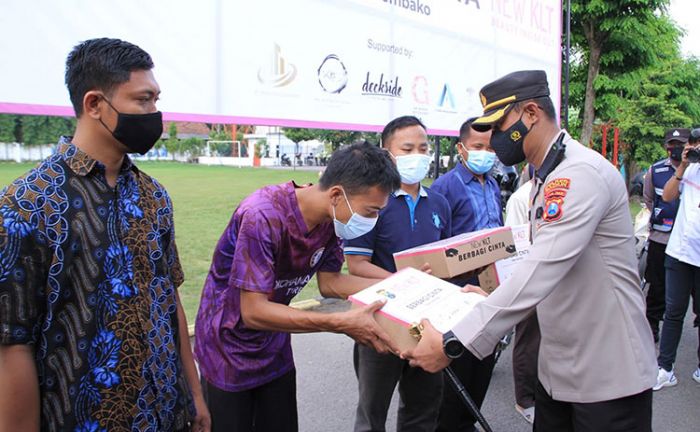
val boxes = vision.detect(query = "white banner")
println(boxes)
[0,0,561,135]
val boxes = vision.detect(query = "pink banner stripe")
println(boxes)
[0,102,459,136]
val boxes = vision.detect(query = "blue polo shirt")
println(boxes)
[343,186,452,272]
[430,162,502,236]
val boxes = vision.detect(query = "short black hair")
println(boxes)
[459,117,479,142]
[381,116,426,147]
[65,38,154,116]
[513,96,557,120]
[320,141,400,195]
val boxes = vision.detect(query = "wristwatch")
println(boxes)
[442,330,464,359]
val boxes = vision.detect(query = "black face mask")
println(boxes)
[669,146,684,162]
[100,99,163,155]
[490,115,530,166]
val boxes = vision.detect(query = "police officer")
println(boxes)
[403,70,657,431]
[642,128,687,342]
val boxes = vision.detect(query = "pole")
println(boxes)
[444,366,494,432]
[433,135,441,179]
[564,0,571,129]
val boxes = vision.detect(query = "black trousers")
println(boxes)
[534,382,652,432]
[645,240,668,336]
[436,350,496,432]
[202,370,298,432]
[513,312,541,409]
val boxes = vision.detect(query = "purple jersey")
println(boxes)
[194,182,343,391]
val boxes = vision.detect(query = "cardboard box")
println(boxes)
[349,267,485,351]
[478,224,531,293]
[393,226,516,279]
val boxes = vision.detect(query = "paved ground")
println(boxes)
[293,299,700,432]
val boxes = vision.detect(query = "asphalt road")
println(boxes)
[293,299,700,432]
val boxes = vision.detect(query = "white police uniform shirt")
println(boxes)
[665,163,700,266]
[452,130,657,403]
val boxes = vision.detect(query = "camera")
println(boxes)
[688,128,700,163]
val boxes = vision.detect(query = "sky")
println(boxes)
[669,0,699,57]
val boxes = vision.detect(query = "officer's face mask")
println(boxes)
[490,113,531,166]
[669,145,684,162]
[99,97,163,155]
[332,187,378,240]
[393,153,432,184]
[462,144,496,175]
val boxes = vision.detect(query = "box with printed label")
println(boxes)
[478,224,531,293]
[392,226,516,279]
[349,267,485,351]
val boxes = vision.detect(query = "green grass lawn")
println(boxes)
[0,160,646,322]
[0,161,321,321]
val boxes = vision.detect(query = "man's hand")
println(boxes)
[191,393,211,432]
[462,284,489,297]
[401,319,451,373]
[337,300,399,354]
[679,143,698,171]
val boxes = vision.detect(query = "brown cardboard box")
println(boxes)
[393,226,516,279]
[349,268,485,351]
[478,224,531,293]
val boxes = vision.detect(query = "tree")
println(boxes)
[164,122,180,160]
[571,0,670,146]
[283,128,378,151]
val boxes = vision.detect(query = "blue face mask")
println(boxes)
[464,147,497,175]
[332,188,378,240]
[394,153,432,184]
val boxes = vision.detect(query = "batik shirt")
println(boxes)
[194,182,344,392]
[0,137,194,431]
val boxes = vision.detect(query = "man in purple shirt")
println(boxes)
[195,142,402,432]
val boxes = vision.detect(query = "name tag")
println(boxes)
[655,167,670,173]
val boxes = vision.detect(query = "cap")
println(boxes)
[473,70,551,127]
[663,128,690,144]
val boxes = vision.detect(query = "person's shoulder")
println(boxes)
[424,186,450,209]
[431,167,457,189]
[651,158,669,168]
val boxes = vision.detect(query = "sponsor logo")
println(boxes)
[412,76,429,104]
[317,55,348,94]
[367,39,413,59]
[437,83,455,109]
[258,43,297,87]
[310,248,325,267]
[362,72,402,98]
[382,0,432,16]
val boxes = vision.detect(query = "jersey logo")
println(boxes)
[310,247,325,267]
[432,212,442,229]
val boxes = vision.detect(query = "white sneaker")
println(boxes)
[653,367,678,391]
[515,404,535,424]
[693,368,700,384]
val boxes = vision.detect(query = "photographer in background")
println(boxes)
[642,128,688,343]
[653,128,700,391]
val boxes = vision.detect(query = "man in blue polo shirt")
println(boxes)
[430,117,500,431]
[344,116,452,432]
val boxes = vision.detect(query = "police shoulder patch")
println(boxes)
[542,197,564,222]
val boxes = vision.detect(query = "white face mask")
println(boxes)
[394,153,432,184]
[332,188,378,240]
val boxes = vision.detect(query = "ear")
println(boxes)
[522,102,539,121]
[83,90,104,120]
[328,185,343,206]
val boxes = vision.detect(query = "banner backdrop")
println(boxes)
[0,0,561,135]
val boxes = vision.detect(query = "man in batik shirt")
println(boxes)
[0,38,209,432]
